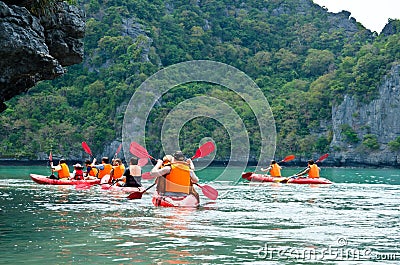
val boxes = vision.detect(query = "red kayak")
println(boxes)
[30,174,100,185]
[242,172,333,184]
[152,191,200,207]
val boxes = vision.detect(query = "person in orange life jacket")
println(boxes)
[150,151,199,197]
[261,160,282,177]
[84,160,98,180]
[295,159,320,178]
[51,159,71,179]
[116,157,142,187]
[70,163,84,180]
[109,158,125,184]
[92,157,113,182]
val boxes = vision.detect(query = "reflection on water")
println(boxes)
[0,167,399,264]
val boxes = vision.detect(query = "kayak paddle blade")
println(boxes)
[127,191,144,200]
[141,172,155,180]
[192,141,215,159]
[241,172,253,180]
[195,183,218,200]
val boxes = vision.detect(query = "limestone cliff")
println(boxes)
[331,65,400,166]
[0,1,84,112]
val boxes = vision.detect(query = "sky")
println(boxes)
[313,0,400,33]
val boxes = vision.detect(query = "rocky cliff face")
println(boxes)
[331,65,400,166]
[0,1,84,112]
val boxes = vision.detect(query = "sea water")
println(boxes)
[0,166,399,264]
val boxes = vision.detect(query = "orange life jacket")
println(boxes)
[112,164,125,180]
[165,162,191,194]
[58,163,70,179]
[88,167,98,177]
[98,164,112,179]
[308,164,320,178]
[269,164,281,177]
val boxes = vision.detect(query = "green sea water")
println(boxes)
[1,165,399,264]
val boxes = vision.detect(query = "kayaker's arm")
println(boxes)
[187,158,195,170]
[150,160,170,177]
[296,167,310,177]
[260,166,271,172]
[51,165,62,171]
[190,170,199,183]
[93,164,105,170]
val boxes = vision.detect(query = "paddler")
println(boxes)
[109,158,125,184]
[50,159,71,180]
[295,159,320,178]
[261,160,282,177]
[150,151,199,197]
[70,163,84,180]
[118,156,143,187]
[92,157,113,183]
[84,159,98,179]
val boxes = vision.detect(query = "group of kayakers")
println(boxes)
[49,150,199,199]
[261,159,320,178]
[50,156,143,187]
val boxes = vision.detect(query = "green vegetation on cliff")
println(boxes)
[1,0,400,160]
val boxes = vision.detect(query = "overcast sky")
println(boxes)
[313,0,400,33]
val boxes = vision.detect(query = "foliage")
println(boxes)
[362,134,379,150]
[1,0,400,160]
[388,136,400,151]
[340,124,360,144]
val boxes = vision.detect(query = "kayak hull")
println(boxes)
[152,191,199,207]
[30,174,100,185]
[242,173,332,184]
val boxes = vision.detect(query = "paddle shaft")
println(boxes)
[294,154,329,175]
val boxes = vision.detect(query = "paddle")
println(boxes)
[113,143,122,159]
[48,151,57,179]
[77,142,98,189]
[127,142,218,200]
[294,153,329,175]
[129,142,154,160]
[191,141,214,159]
[127,182,156,199]
[194,183,218,200]
[241,155,296,180]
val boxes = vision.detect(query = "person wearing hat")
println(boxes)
[51,159,71,180]
[261,160,282,177]
[150,151,199,197]
[70,163,84,180]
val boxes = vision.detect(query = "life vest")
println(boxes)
[156,162,170,194]
[74,169,84,180]
[165,162,191,194]
[98,164,112,179]
[269,164,281,177]
[88,167,98,177]
[308,164,320,178]
[112,164,125,180]
[58,163,70,179]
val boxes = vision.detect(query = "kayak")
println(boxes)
[152,191,200,207]
[101,184,144,193]
[30,174,100,185]
[242,172,333,184]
